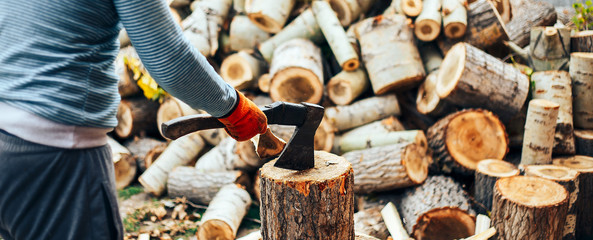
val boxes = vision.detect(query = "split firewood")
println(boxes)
[197,184,252,240]
[257,9,323,62]
[220,50,265,90]
[394,175,476,239]
[269,38,324,104]
[356,14,425,93]
[427,109,508,176]
[325,94,401,132]
[414,0,441,41]
[245,0,295,33]
[327,68,370,105]
[491,176,568,240]
[384,0,423,17]
[438,0,509,56]
[354,206,390,240]
[124,137,167,173]
[343,142,430,193]
[327,0,377,26]
[524,165,580,240]
[575,129,593,157]
[531,71,575,155]
[115,97,160,139]
[182,9,210,56]
[570,52,593,129]
[436,43,529,122]
[416,71,454,118]
[313,1,359,71]
[473,214,491,236]
[139,132,206,196]
[554,155,593,239]
[529,27,571,71]
[107,137,137,190]
[506,0,556,47]
[333,117,408,154]
[260,151,354,239]
[473,159,519,211]
[229,15,270,52]
[191,0,233,56]
[381,202,412,240]
[442,0,467,39]
[521,99,560,166]
[257,73,271,93]
[115,47,140,98]
[167,167,250,205]
[571,30,593,53]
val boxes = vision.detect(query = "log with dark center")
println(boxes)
[115,97,160,139]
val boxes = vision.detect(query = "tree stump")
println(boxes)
[167,167,251,205]
[260,151,354,240]
[531,71,575,155]
[197,184,252,240]
[506,0,556,47]
[571,30,593,53]
[107,137,137,190]
[325,94,401,132]
[442,0,467,39]
[356,14,425,94]
[575,129,593,157]
[269,38,324,104]
[342,142,430,194]
[529,27,571,71]
[491,176,568,240]
[354,206,389,240]
[436,43,529,122]
[474,159,520,211]
[220,50,264,90]
[395,175,476,240]
[115,97,160,139]
[245,0,295,33]
[327,68,370,106]
[313,1,359,71]
[229,15,270,52]
[524,165,580,240]
[570,52,593,129]
[414,0,441,41]
[521,99,559,166]
[554,155,593,239]
[427,109,508,176]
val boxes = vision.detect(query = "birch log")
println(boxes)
[192,0,232,56]
[491,176,568,240]
[442,0,467,39]
[437,43,529,121]
[167,167,250,205]
[506,0,556,47]
[327,68,370,105]
[314,116,337,152]
[474,159,520,211]
[575,129,593,157]
[115,97,160,139]
[525,165,580,240]
[531,71,575,155]
[182,8,211,56]
[221,50,264,90]
[384,0,423,17]
[571,30,593,53]
[269,38,324,104]
[420,43,443,74]
[313,1,359,71]
[554,155,593,239]
[115,48,140,98]
[327,0,377,26]
[570,52,593,129]
[229,15,271,51]
[381,202,412,240]
[325,94,401,132]
[414,0,442,41]
[427,109,508,176]
[108,137,137,190]
[521,99,560,166]
[356,14,425,94]
[258,73,271,93]
[354,206,389,240]
[395,175,476,239]
[416,71,453,117]
[257,9,323,62]
[343,142,430,193]
[144,144,167,171]
[530,27,571,71]
[124,137,167,173]
[260,151,355,240]
[245,0,295,33]
[197,184,252,240]
[333,118,410,154]
[489,0,511,23]
[139,132,206,196]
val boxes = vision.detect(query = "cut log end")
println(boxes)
[197,219,234,240]
[261,151,351,182]
[553,155,593,173]
[444,22,467,39]
[496,176,567,207]
[343,59,360,72]
[328,0,352,26]
[248,13,283,34]
[221,54,254,89]
[413,207,476,240]
[416,71,442,115]
[404,144,430,184]
[270,68,324,104]
[524,165,579,182]
[437,43,465,98]
[258,73,271,93]
[415,19,441,42]
[402,0,423,17]
[115,103,133,138]
[328,79,355,105]
[476,159,519,178]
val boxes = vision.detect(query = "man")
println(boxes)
[0,0,267,239]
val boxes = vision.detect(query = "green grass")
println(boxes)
[118,185,145,200]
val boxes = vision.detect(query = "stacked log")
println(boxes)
[229,15,270,51]
[521,99,560,166]
[325,94,401,132]
[474,159,520,211]
[442,0,467,39]
[115,97,160,139]
[327,68,370,105]
[107,137,137,190]
[575,129,593,157]
[245,0,295,33]
[327,0,377,26]
[354,206,390,240]
[220,50,265,90]
[571,30,593,53]
[197,184,252,240]
[313,1,359,71]
[335,129,424,155]
[332,116,405,153]
[384,0,423,17]
[414,0,441,41]
[570,53,593,129]
[167,167,251,205]
[124,137,167,173]
[554,156,593,239]
[506,0,557,47]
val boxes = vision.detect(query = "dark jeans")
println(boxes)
[0,130,123,240]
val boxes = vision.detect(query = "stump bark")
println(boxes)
[245,0,295,33]
[553,155,593,239]
[414,0,441,41]
[229,15,270,51]
[167,167,250,205]
[521,99,560,166]
[436,43,529,122]
[575,129,593,157]
[107,137,137,190]
[570,53,593,129]
[491,176,568,240]
[529,27,571,71]
[325,94,401,132]
[506,0,556,47]
[427,109,508,176]
[571,30,593,53]
[524,165,580,240]
[197,184,252,240]
[474,159,520,211]
[260,151,354,240]
[115,97,160,139]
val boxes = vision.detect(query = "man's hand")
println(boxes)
[218,91,268,141]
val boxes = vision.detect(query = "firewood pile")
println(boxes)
[107,0,593,239]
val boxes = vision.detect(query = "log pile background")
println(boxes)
[104,0,591,239]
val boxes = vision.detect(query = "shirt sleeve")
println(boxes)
[113,0,236,117]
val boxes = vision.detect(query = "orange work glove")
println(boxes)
[218,91,268,141]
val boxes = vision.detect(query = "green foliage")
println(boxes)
[117,185,145,200]
[573,0,593,31]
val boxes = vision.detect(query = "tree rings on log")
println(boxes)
[474,159,519,211]
[245,0,295,33]
[260,151,354,240]
[115,97,160,139]
[220,50,264,90]
[197,184,252,240]
[570,52,593,129]
[108,137,137,190]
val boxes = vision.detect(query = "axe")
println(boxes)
[160,102,324,170]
